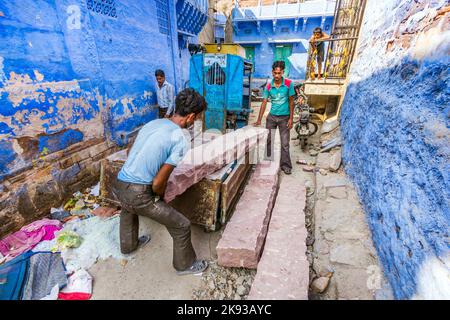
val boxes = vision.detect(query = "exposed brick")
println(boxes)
[89,142,111,158]
[247,176,308,300]
[16,185,38,221]
[0,138,125,238]
[216,159,279,268]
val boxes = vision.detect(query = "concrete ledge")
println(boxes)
[248,176,308,300]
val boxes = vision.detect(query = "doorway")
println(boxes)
[274,44,292,77]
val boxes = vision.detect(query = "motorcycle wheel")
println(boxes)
[308,122,318,136]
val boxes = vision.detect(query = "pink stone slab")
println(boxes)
[216,152,280,269]
[164,126,268,203]
[247,175,309,300]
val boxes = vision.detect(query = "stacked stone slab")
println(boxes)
[164,126,268,203]
[248,175,308,300]
[216,156,280,269]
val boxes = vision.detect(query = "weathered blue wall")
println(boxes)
[0,0,207,236]
[341,0,449,299]
[0,0,189,181]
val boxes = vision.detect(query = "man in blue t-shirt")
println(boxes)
[254,61,295,174]
[113,88,208,276]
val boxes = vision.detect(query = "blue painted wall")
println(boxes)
[340,0,449,299]
[0,0,206,182]
[233,17,332,79]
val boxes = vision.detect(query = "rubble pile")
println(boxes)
[192,261,256,300]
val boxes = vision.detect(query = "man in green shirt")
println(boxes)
[254,61,295,174]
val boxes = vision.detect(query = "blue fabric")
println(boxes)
[118,119,189,185]
[22,251,67,300]
[0,251,33,300]
[263,77,295,116]
[156,81,176,115]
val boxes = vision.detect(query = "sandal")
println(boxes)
[176,259,208,276]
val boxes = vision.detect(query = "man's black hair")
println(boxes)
[272,60,285,70]
[155,69,165,77]
[314,27,323,33]
[175,88,207,116]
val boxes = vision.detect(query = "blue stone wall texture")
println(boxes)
[232,16,333,79]
[0,0,206,236]
[340,0,449,299]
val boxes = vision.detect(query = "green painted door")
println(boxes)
[274,45,292,77]
[243,46,255,71]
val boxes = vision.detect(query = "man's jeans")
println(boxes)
[112,179,196,271]
[266,113,292,171]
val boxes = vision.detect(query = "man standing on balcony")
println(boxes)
[254,61,295,175]
[309,27,330,80]
[155,69,175,118]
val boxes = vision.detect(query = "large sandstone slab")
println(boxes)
[248,175,309,300]
[164,126,268,203]
[216,157,280,269]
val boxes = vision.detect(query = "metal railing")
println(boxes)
[305,0,367,80]
[306,37,357,80]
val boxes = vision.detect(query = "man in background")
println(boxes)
[155,69,175,118]
[254,61,295,175]
[309,27,330,80]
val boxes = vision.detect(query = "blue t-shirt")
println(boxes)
[263,77,295,116]
[117,119,189,185]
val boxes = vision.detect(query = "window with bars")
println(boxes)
[87,0,117,18]
[155,0,171,35]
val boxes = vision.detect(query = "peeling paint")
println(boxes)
[0,56,6,84]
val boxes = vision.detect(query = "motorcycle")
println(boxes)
[292,83,318,149]
[251,77,270,101]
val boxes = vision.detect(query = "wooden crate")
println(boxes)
[100,149,251,231]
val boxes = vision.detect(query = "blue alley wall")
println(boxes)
[340,0,449,299]
[232,17,333,79]
[0,0,198,181]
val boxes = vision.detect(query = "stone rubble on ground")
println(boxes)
[311,276,331,294]
[192,261,256,300]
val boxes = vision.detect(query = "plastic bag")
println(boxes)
[51,231,82,252]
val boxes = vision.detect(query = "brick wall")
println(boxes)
[0,138,121,237]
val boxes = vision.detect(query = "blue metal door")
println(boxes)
[189,54,204,94]
[203,54,227,132]
[225,55,244,112]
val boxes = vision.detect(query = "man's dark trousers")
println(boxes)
[265,113,292,171]
[112,179,196,271]
[158,107,168,119]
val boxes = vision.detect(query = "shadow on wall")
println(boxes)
[340,56,450,299]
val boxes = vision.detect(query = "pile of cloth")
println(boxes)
[0,218,63,263]
[0,248,92,300]
[0,183,122,300]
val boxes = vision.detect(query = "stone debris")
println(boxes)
[328,186,347,199]
[192,261,256,300]
[329,148,342,171]
[302,166,316,172]
[311,276,331,294]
